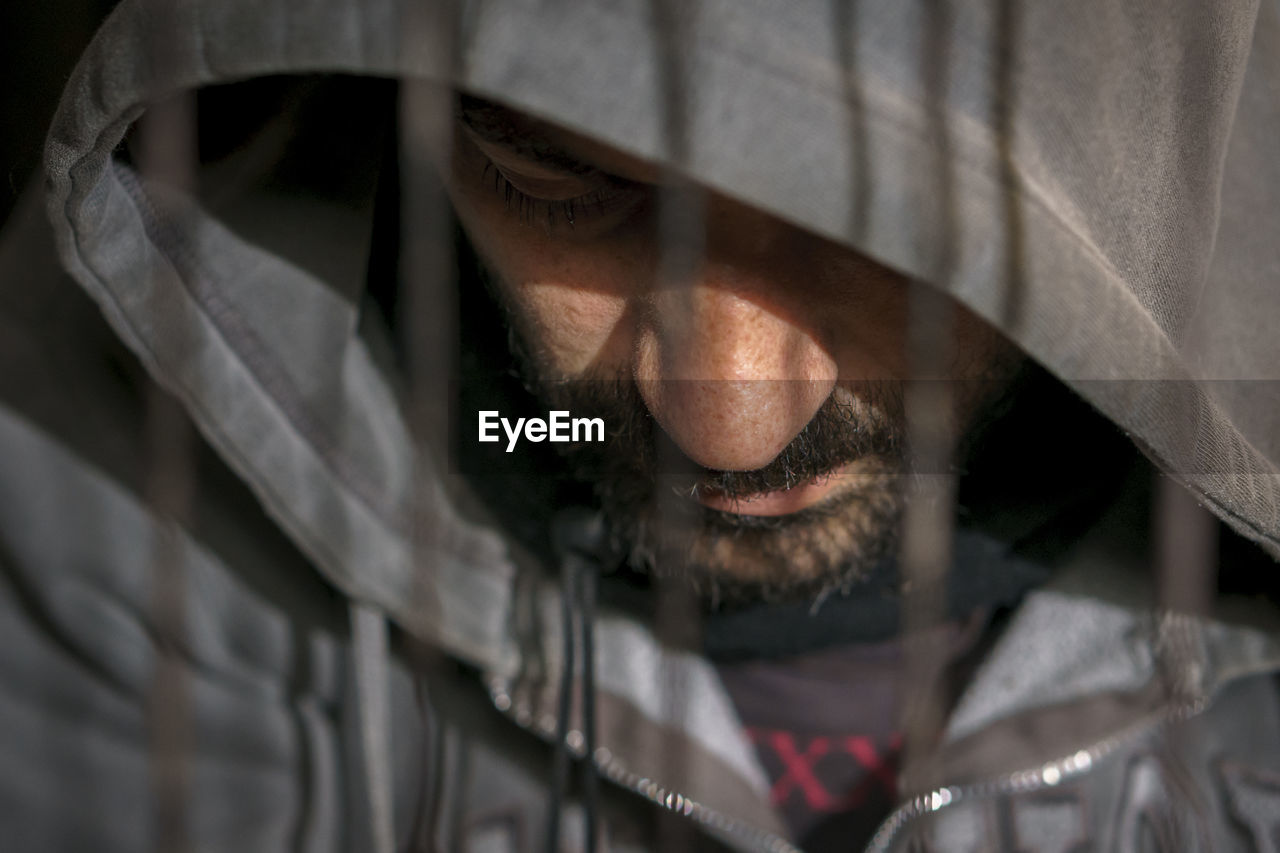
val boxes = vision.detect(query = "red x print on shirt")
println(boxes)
[770,732,836,810]
[844,734,900,794]
[748,728,902,813]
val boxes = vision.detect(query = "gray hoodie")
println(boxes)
[3,0,1280,850]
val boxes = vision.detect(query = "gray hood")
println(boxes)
[45,0,1280,599]
[39,0,1280,848]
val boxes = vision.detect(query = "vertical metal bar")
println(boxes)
[399,1,461,553]
[1154,471,1216,722]
[832,0,871,246]
[1152,468,1217,817]
[137,83,199,853]
[649,2,705,849]
[992,0,1026,330]
[142,391,196,853]
[398,2,462,849]
[1155,475,1216,620]
[898,0,960,794]
[398,3,461,638]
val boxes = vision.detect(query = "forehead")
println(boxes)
[457,94,665,184]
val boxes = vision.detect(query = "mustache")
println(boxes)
[692,388,904,499]
[532,378,905,500]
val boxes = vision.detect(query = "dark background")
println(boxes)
[0,0,117,228]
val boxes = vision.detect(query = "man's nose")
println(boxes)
[634,203,838,472]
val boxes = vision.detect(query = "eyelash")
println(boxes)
[481,161,639,231]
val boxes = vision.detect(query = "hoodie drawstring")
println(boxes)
[546,551,577,853]
[578,556,599,851]
[547,510,607,853]
[351,602,396,853]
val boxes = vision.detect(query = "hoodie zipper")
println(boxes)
[862,611,1211,851]
[590,745,805,853]
[861,693,1208,853]
[487,676,1208,853]
[489,579,1208,853]
[485,676,805,853]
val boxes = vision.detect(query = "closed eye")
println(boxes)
[481,159,645,230]
[459,120,650,233]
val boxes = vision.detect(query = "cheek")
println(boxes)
[510,278,634,375]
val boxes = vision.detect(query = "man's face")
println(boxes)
[442,98,1022,601]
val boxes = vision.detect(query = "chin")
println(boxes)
[604,458,905,606]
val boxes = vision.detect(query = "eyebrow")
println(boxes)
[455,95,600,176]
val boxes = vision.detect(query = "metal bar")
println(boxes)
[137,82,199,853]
[398,3,464,850]
[898,0,961,797]
[649,2,707,848]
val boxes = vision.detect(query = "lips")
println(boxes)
[694,464,852,517]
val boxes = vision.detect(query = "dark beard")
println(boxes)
[526,377,910,603]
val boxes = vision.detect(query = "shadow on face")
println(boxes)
[440,95,1024,598]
